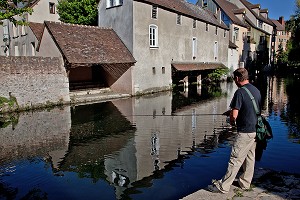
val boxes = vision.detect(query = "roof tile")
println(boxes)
[44,21,136,65]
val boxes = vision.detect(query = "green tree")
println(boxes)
[0,0,33,25]
[57,0,98,26]
[285,0,300,65]
[276,42,288,67]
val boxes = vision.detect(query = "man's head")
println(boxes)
[233,68,249,86]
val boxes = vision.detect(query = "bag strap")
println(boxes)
[242,87,260,115]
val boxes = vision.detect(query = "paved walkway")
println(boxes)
[181,168,300,200]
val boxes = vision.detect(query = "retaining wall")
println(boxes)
[0,56,70,111]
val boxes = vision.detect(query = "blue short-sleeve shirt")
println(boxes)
[230,83,261,133]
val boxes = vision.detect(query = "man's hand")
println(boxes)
[222,110,231,116]
[222,110,231,117]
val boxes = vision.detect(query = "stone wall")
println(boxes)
[0,56,70,111]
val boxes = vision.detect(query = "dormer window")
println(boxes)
[258,20,263,28]
[106,0,123,8]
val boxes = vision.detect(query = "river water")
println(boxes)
[0,76,300,200]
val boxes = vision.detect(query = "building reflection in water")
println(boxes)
[0,81,241,199]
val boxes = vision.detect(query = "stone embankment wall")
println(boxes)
[0,56,70,112]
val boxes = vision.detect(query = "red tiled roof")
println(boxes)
[213,0,247,28]
[29,22,44,43]
[172,62,226,71]
[44,21,136,65]
[135,0,228,29]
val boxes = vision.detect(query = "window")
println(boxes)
[203,0,208,7]
[247,36,250,43]
[3,25,9,42]
[106,0,123,8]
[49,2,55,14]
[193,19,196,28]
[206,23,208,31]
[153,109,156,118]
[162,67,165,74]
[192,37,197,59]
[152,5,157,19]
[21,25,26,36]
[22,44,26,56]
[248,51,252,59]
[4,45,9,56]
[152,67,156,75]
[149,25,158,48]
[258,20,263,28]
[12,24,18,38]
[215,27,218,35]
[214,41,218,61]
[15,46,19,56]
[224,30,226,37]
[259,36,266,44]
[234,27,239,42]
[162,107,166,115]
[177,14,181,25]
[31,42,35,56]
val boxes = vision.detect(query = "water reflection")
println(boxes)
[1,78,300,199]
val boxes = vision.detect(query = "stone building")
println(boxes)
[98,0,229,95]
[199,0,249,72]
[0,0,60,56]
[198,0,275,73]
[36,21,136,93]
[232,0,275,71]
[271,17,291,53]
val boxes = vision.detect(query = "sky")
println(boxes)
[187,0,296,20]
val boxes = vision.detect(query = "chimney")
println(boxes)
[279,16,285,26]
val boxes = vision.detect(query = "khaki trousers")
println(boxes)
[216,132,256,193]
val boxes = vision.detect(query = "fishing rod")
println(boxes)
[131,114,226,117]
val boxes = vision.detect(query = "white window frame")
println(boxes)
[192,37,197,59]
[152,5,158,19]
[149,24,158,48]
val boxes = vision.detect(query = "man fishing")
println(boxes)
[208,68,261,193]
